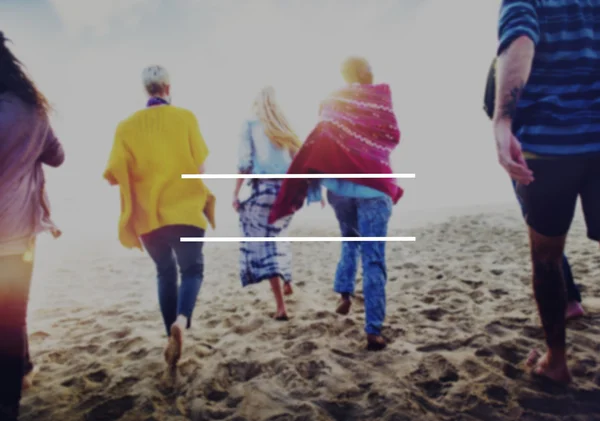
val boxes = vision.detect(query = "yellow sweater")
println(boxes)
[103,105,216,249]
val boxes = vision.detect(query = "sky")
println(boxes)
[0,0,508,241]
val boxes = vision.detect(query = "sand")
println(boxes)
[19,208,600,421]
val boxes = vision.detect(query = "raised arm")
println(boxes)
[492,0,537,184]
[39,126,65,167]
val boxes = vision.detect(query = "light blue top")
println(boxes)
[237,119,292,174]
[306,179,385,205]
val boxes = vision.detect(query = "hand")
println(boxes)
[232,197,240,212]
[493,119,534,185]
[320,198,326,208]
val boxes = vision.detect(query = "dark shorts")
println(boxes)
[515,153,600,241]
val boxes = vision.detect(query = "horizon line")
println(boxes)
[180,237,416,242]
[181,173,416,179]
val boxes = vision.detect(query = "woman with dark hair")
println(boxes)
[0,32,65,420]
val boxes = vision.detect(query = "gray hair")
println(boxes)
[141,65,170,95]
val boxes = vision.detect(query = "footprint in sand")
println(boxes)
[485,385,510,404]
[231,318,264,335]
[489,288,509,299]
[461,279,483,289]
[460,359,488,379]
[295,359,331,380]
[287,340,319,358]
[421,307,447,322]
[484,321,510,337]
[111,336,145,354]
[108,327,133,340]
[128,347,149,359]
[86,369,108,384]
[86,396,135,421]
[422,296,435,304]
[216,359,263,383]
[408,354,460,399]
[490,341,527,366]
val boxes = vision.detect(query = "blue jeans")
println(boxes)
[141,225,205,336]
[512,180,581,303]
[327,191,393,336]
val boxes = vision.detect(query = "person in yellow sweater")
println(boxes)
[103,65,215,372]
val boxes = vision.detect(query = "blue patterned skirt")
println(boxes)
[238,180,293,287]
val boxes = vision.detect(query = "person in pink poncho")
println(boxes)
[270,57,403,350]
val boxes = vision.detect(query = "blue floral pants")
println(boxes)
[327,191,392,335]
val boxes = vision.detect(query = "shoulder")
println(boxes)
[499,0,539,13]
[118,106,196,130]
[115,108,148,136]
[170,106,196,120]
[115,111,139,134]
[158,105,199,125]
[0,92,39,120]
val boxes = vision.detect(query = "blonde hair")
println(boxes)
[341,56,373,85]
[254,86,302,153]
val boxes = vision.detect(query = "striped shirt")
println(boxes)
[498,0,600,156]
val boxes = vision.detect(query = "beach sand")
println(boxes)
[19,207,600,421]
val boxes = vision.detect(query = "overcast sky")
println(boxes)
[0,0,507,239]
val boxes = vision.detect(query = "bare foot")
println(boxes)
[164,323,183,370]
[22,366,39,391]
[273,311,289,321]
[283,283,293,296]
[336,298,351,315]
[526,349,572,384]
[566,301,585,320]
[366,334,387,351]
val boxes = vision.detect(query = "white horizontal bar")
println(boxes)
[180,237,416,242]
[181,173,415,179]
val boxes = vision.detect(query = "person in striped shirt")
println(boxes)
[483,59,585,321]
[493,0,600,384]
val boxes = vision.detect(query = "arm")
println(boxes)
[233,122,253,210]
[189,113,209,174]
[306,180,325,207]
[492,0,538,184]
[493,0,538,123]
[233,178,245,201]
[493,37,535,122]
[39,127,65,167]
[103,125,126,186]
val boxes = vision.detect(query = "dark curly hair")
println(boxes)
[0,31,51,115]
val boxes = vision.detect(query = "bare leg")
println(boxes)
[270,277,288,320]
[283,282,293,296]
[526,229,572,384]
[21,367,38,391]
